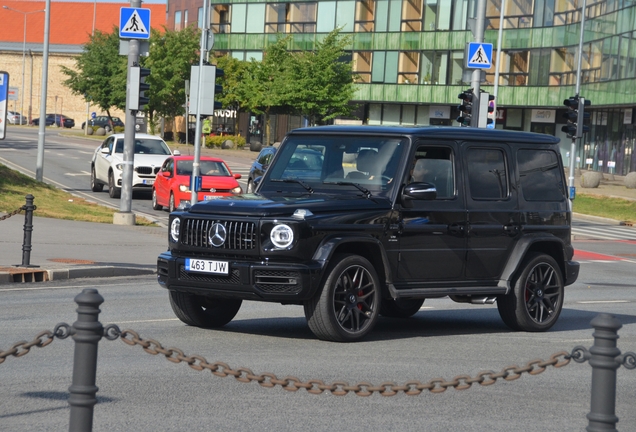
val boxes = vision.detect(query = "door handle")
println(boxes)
[448,223,464,235]
[503,224,520,235]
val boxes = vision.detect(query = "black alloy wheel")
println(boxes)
[497,253,564,332]
[304,253,381,342]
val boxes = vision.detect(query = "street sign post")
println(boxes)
[0,72,9,140]
[119,7,150,39]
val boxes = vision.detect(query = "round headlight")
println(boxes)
[270,224,294,249]
[230,186,242,194]
[170,217,181,242]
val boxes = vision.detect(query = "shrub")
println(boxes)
[204,135,245,149]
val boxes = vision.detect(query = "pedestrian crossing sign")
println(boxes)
[466,42,493,69]
[119,7,151,40]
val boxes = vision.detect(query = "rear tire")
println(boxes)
[108,171,121,198]
[304,254,381,342]
[169,192,176,212]
[380,298,424,318]
[90,167,103,192]
[152,189,162,210]
[497,253,564,332]
[169,291,242,328]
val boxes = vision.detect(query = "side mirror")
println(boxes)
[402,182,437,201]
[234,173,242,180]
[100,147,110,155]
[162,171,171,177]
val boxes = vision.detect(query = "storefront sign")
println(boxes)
[530,109,555,123]
[214,109,237,119]
[429,106,450,119]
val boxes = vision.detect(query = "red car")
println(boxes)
[152,156,242,212]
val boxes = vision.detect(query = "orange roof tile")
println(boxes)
[1,1,166,46]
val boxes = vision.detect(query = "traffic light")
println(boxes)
[456,89,474,126]
[561,96,591,138]
[129,66,150,111]
[211,66,224,111]
[486,94,495,126]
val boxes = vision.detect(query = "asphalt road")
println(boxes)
[1,253,635,431]
[0,127,254,226]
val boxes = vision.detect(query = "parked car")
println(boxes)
[246,146,277,193]
[90,133,178,198]
[81,116,124,132]
[7,111,27,125]
[32,114,75,128]
[152,156,242,212]
[158,125,580,342]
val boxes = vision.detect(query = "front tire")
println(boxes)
[169,291,242,328]
[108,171,121,198]
[152,189,162,210]
[169,192,176,212]
[304,254,381,342]
[90,167,103,192]
[497,253,564,332]
[380,298,424,318]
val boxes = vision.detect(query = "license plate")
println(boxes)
[203,195,219,201]
[185,258,229,275]
[143,179,154,185]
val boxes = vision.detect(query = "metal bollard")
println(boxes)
[68,289,104,432]
[586,313,622,432]
[18,194,38,268]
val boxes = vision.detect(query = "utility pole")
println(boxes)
[469,0,487,127]
[568,0,587,201]
[35,0,51,182]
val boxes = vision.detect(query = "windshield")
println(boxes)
[177,160,231,176]
[261,134,407,198]
[114,138,172,155]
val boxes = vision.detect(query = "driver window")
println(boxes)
[409,146,454,199]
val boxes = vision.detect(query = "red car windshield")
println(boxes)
[176,160,231,176]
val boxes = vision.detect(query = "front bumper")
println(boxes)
[157,251,324,302]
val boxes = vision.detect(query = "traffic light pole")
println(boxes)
[469,0,486,127]
[567,0,587,201]
[115,0,141,225]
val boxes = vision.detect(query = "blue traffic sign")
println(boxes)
[119,7,151,40]
[466,42,493,69]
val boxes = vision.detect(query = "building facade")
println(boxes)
[167,0,636,175]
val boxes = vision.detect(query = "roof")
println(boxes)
[0,1,166,51]
[289,125,562,145]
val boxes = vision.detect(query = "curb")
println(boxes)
[0,266,156,285]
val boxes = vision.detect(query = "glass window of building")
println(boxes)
[553,0,581,26]
[246,4,266,33]
[174,10,182,31]
[398,51,420,84]
[211,5,231,33]
[266,2,316,33]
[353,51,373,83]
[421,51,448,85]
[317,1,336,32]
[495,50,529,86]
[198,7,203,28]
[486,0,533,29]
[549,47,576,85]
[355,0,375,32]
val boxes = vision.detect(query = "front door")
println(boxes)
[396,142,467,285]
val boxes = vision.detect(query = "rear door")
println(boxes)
[395,141,467,284]
[463,142,520,281]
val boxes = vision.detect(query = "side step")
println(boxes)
[388,284,507,299]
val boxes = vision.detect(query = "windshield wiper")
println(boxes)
[271,178,314,193]
[323,181,372,198]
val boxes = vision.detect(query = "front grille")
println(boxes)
[136,166,161,175]
[181,219,257,250]
[254,270,301,293]
[179,266,241,284]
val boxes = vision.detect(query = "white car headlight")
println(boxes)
[230,186,242,194]
[115,163,123,171]
[270,224,294,249]
[179,184,190,193]
[170,217,181,242]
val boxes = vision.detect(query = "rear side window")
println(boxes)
[517,149,565,201]
[466,148,508,200]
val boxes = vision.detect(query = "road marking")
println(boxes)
[116,318,179,324]
[576,300,630,304]
[65,171,91,176]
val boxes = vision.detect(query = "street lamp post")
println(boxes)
[3,6,45,124]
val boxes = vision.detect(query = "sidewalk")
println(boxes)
[1,148,634,284]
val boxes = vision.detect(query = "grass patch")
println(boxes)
[0,164,156,225]
[573,193,636,223]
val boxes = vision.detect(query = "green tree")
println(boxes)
[145,26,200,133]
[60,27,127,125]
[235,36,294,145]
[214,55,248,112]
[288,29,356,125]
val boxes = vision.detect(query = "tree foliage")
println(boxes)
[61,27,127,118]
[144,26,200,124]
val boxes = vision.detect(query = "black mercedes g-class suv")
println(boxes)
[157,126,579,342]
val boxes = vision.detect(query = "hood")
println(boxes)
[111,153,171,167]
[188,192,392,217]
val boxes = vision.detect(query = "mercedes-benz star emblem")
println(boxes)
[209,223,227,247]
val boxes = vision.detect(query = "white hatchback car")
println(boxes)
[90,133,178,198]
